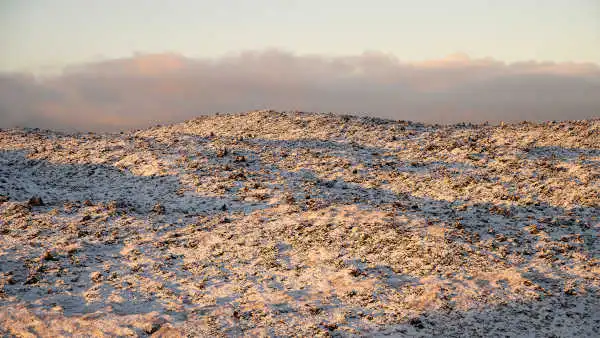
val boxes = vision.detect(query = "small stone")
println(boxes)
[409,317,424,329]
[525,224,540,234]
[81,215,92,222]
[150,325,184,337]
[564,284,577,296]
[144,322,163,334]
[40,250,58,261]
[346,290,357,297]
[90,271,102,283]
[321,322,338,331]
[28,196,44,207]
[305,304,322,315]
[152,203,165,215]
[6,275,15,285]
[220,204,228,211]
[284,193,295,204]
[24,274,39,285]
[349,267,362,277]
[216,148,228,158]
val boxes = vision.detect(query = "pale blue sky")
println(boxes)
[1,0,599,73]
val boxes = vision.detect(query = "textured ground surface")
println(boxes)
[1,110,599,337]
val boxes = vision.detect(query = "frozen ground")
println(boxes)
[0,110,599,337]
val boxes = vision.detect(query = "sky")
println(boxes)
[2,0,599,72]
[0,0,599,130]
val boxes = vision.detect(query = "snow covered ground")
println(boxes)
[0,110,599,336]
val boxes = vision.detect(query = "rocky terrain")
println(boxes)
[0,110,599,337]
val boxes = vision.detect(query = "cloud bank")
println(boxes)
[1,50,599,131]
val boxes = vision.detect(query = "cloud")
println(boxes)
[1,50,599,131]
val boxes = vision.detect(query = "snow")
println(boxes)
[1,110,599,336]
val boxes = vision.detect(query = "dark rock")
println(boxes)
[149,325,184,337]
[228,172,246,180]
[152,203,165,215]
[40,250,58,261]
[349,267,362,277]
[284,193,295,204]
[28,196,44,207]
[144,322,162,334]
[6,275,15,285]
[409,317,424,329]
[23,274,39,285]
[321,322,338,331]
[305,304,322,315]
[564,286,577,296]
[216,148,228,158]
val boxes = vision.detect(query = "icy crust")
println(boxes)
[0,110,599,337]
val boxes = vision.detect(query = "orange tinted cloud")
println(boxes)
[1,50,599,131]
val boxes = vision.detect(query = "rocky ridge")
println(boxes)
[0,110,599,336]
